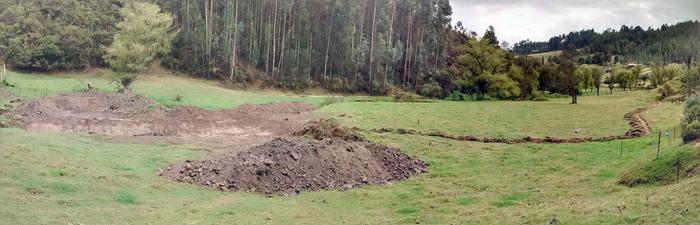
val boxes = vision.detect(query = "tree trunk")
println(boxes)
[229,0,239,80]
[368,0,378,89]
[403,17,413,89]
[383,0,395,83]
[278,10,288,76]
[271,0,278,77]
[323,7,334,79]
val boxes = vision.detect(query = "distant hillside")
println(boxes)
[513,21,700,65]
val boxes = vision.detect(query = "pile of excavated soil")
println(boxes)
[161,138,427,195]
[293,118,366,141]
[9,92,315,137]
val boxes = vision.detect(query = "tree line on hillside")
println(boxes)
[0,0,453,95]
[0,0,697,103]
[512,21,700,66]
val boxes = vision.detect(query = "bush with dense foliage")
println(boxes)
[681,66,700,96]
[419,81,443,98]
[682,94,700,143]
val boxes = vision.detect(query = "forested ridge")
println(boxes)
[512,21,700,65]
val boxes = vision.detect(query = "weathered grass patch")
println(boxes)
[493,193,530,208]
[116,190,138,204]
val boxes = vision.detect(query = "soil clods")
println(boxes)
[161,138,427,196]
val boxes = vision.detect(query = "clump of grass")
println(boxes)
[116,190,138,204]
[1,78,15,87]
[175,94,183,102]
[51,182,76,194]
[397,207,418,214]
[49,169,69,177]
[320,96,343,107]
[493,193,529,208]
[457,196,476,206]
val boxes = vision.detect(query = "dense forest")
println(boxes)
[0,0,453,94]
[512,21,700,65]
[0,0,698,100]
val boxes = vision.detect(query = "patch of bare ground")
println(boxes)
[9,91,314,137]
[372,103,657,144]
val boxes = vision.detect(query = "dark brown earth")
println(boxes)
[160,138,427,196]
[372,104,657,144]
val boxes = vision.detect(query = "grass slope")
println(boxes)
[1,71,325,109]
[319,91,652,138]
[0,73,697,224]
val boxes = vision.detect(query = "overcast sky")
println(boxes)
[450,0,700,45]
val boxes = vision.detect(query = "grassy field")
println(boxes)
[526,50,563,63]
[319,91,653,138]
[1,71,329,109]
[0,72,697,224]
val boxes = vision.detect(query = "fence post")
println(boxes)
[675,157,682,184]
[673,127,676,144]
[656,130,662,159]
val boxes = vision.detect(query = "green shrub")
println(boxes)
[446,91,466,101]
[681,66,700,96]
[530,92,549,101]
[419,81,442,98]
[389,87,422,102]
[657,78,682,100]
[320,96,343,107]
[682,94,700,143]
[1,78,13,87]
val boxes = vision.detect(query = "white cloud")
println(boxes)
[451,0,700,44]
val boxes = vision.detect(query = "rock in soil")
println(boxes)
[161,138,428,196]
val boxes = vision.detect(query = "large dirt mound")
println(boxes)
[161,138,427,195]
[10,92,315,137]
